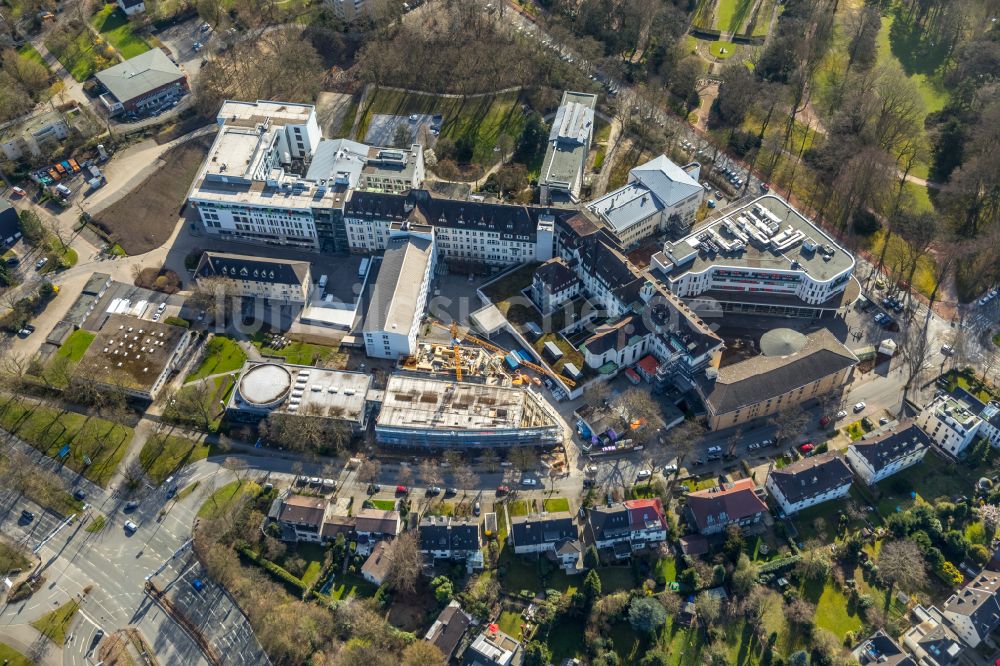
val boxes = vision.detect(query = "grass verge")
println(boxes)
[186,336,247,382]
[139,433,209,485]
[31,599,80,645]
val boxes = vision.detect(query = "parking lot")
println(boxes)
[363,113,441,148]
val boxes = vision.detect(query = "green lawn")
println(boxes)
[804,577,863,639]
[0,643,32,666]
[498,609,525,639]
[542,497,569,513]
[139,433,210,485]
[508,499,529,517]
[186,336,247,382]
[597,567,635,593]
[45,29,102,82]
[31,599,80,645]
[251,333,339,366]
[709,40,737,59]
[655,555,678,585]
[546,616,585,663]
[327,573,377,600]
[85,514,106,533]
[198,480,259,519]
[91,4,150,59]
[355,88,528,166]
[17,43,49,70]
[56,330,96,362]
[0,399,133,486]
[876,13,948,115]
[369,499,396,511]
[873,449,988,514]
[715,0,755,32]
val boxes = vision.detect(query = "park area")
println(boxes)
[139,432,210,485]
[353,87,527,166]
[0,398,133,486]
[187,336,247,382]
[692,0,776,36]
[250,333,341,366]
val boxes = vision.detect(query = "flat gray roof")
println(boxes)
[539,91,597,191]
[95,49,184,104]
[232,361,371,421]
[659,195,855,282]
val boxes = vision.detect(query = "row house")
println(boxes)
[419,515,484,572]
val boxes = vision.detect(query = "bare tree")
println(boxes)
[612,388,666,442]
[878,539,926,594]
[419,458,443,487]
[397,465,414,488]
[383,531,422,594]
[769,405,810,445]
[898,316,935,408]
[508,447,537,473]
[479,448,499,472]
[454,464,479,495]
[358,458,381,488]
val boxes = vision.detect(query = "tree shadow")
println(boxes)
[888,9,949,77]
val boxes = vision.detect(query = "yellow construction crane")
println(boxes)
[452,344,462,382]
[432,319,576,388]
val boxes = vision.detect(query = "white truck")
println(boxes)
[317,274,328,290]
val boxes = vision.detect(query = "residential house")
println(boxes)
[580,314,650,370]
[846,422,930,485]
[465,626,520,666]
[940,568,1000,648]
[916,391,984,458]
[425,600,474,663]
[419,516,484,571]
[765,454,853,516]
[531,258,581,314]
[683,479,768,535]
[361,540,391,586]
[95,49,187,115]
[118,0,145,15]
[195,252,313,303]
[902,605,965,665]
[509,512,581,571]
[979,401,1000,449]
[0,199,22,249]
[851,630,915,666]
[585,499,669,558]
[354,508,402,555]
[272,494,327,542]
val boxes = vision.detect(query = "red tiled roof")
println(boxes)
[685,479,767,532]
[637,355,658,375]
[624,498,666,531]
[625,368,641,382]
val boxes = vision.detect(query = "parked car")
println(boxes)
[748,442,761,451]
[124,520,138,534]
[367,483,381,494]
[941,345,954,356]
[11,186,26,197]
[799,443,815,453]
[521,478,538,487]
[473,502,481,516]
[819,416,831,427]
[879,417,891,425]
[73,488,86,500]
[20,509,34,523]
[445,487,458,496]
[124,501,139,512]
[35,257,48,270]
[395,485,409,494]
[496,485,510,495]
[836,410,847,419]
[663,463,678,474]
[583,478,595,488]
[853,402,866,413]
[426,486,442,496]
[637,469,652,480]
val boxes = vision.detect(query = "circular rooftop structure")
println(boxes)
[238,363,292,409]
[760,328,807,357]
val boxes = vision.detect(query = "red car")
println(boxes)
[799,443,815,453]
[496,485,510,496]
[819,416,831,427]
[395,485,408,494]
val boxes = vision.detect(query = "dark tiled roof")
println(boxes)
[702,328,857,415]
[850,422,929,472]
[586,504,630,542]
[852,630,915,666]
[767,454,852,505]
[277,495,325,527]
[196,251,310,286]
[684,480,766,532]
[578,232,643,296]
[533,258,579,292]
[419,516,481,552]
[425,601,473,660]
[582,314,649,356]
[344,189,571,241]
[944,569,1000,639]
[354,508,401,535]
[510,512,577,547]
[0,199,20,245]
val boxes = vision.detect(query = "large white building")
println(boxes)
[189,100,424,252]
[916,392,984,458]
[846,422,930,485]
[651,195,857,318]
[342,189,558,267]
[765,454,853,516]
[362,225,435,359]
[587,155,704,247]
[194,252,313,303]
[539,91,597,205]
